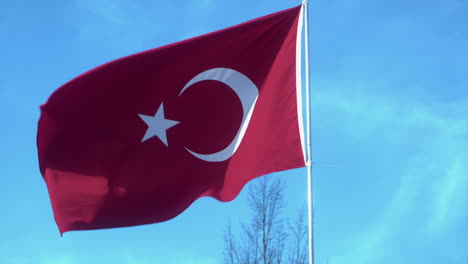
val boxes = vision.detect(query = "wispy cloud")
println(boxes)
[429,155,468,233]
[314,80,468,263]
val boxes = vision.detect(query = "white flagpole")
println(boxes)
[302,1,314,264]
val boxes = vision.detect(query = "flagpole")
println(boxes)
[302,1,314,264]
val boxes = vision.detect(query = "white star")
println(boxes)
[138,103,180,146]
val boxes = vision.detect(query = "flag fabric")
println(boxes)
[37,5,306,234]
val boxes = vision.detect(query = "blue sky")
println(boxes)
[0,0,467,263]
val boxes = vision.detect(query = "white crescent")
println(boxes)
[179,68,259,162]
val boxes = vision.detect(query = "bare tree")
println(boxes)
[223,176,289,264]
[287,206,308,264]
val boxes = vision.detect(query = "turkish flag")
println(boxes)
[37,5,306,234]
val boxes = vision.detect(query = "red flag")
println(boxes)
[37,5,306,234]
